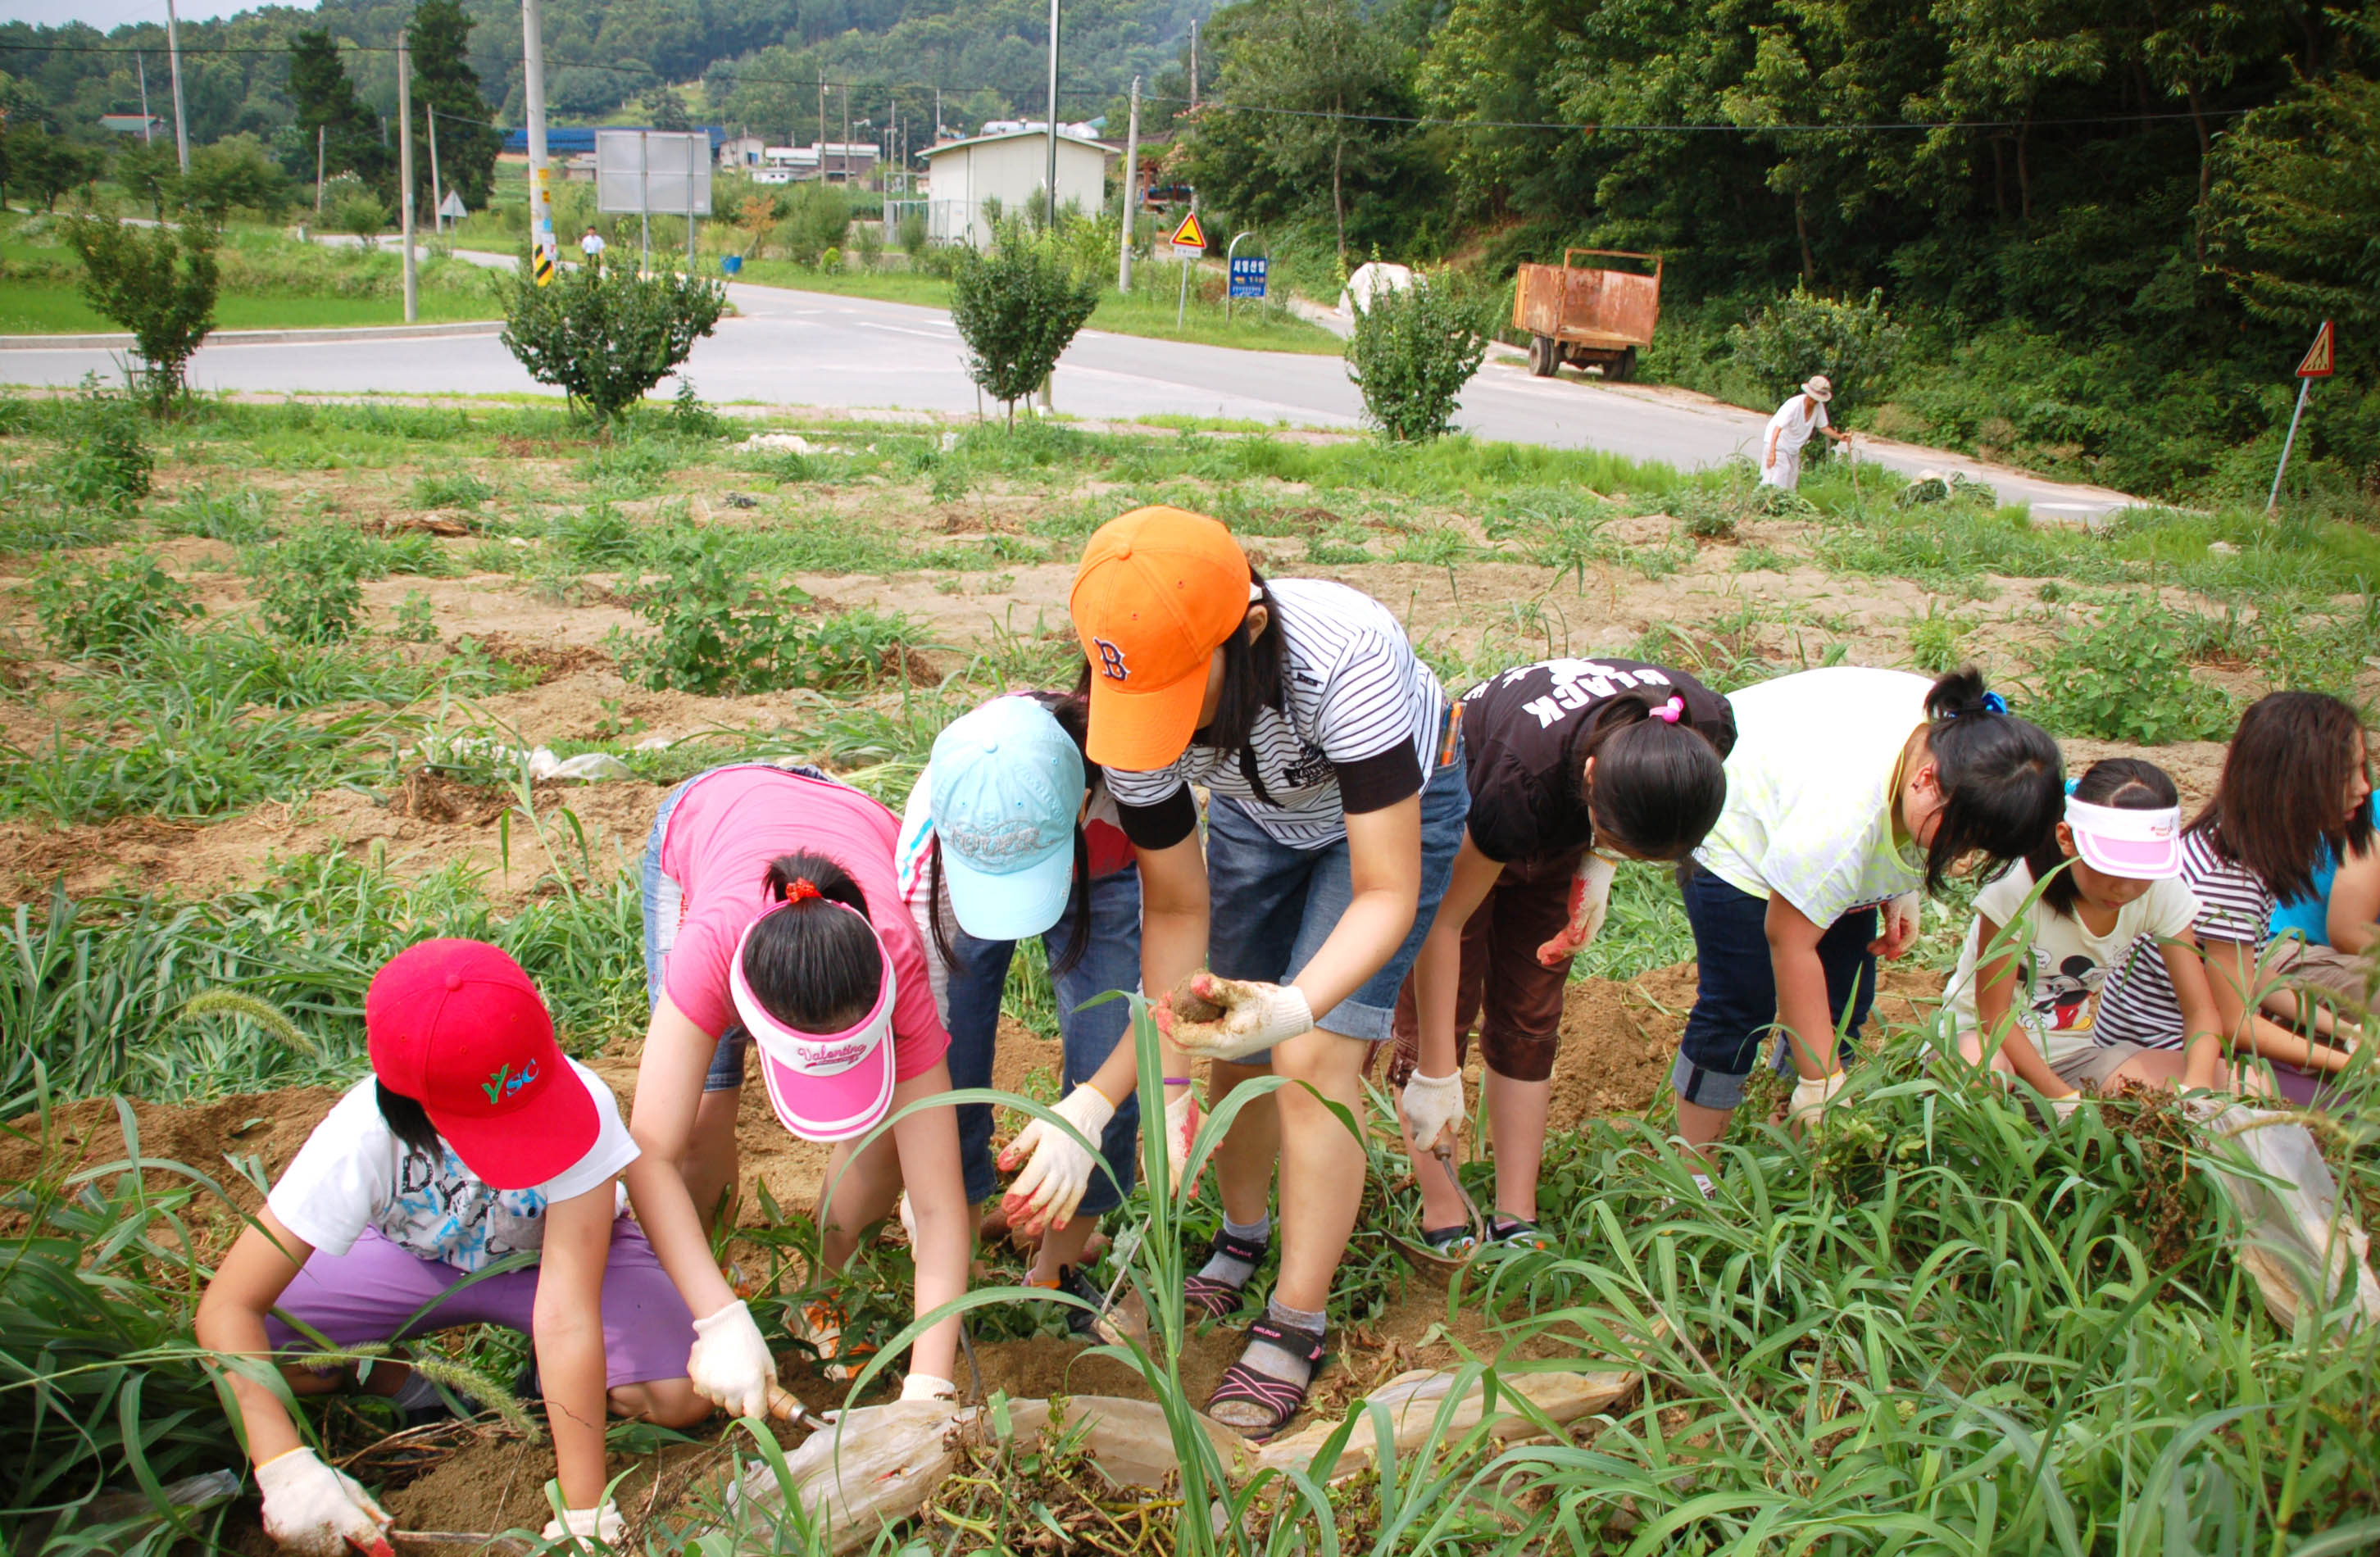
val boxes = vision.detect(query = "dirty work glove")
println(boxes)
[1536,854,1617,967]
[999,1083,1116,1236]
[900,1373,958,1402]
[255,1446,393,1557]
[1399,1070,1465,1155]
[1165,1083,1204,1187]
[687,1299,777,1419]
[1787,1069,1848,1128]
[1158,974,1314,1061]
[1871,892,1923,960]
[541,1500,626,1550]
[2046,1092,2084,1122]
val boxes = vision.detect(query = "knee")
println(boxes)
[614,1378,713,1429]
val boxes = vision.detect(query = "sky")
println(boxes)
[1,0,306,30]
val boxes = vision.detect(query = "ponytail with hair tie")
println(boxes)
[783,877,823,905]
[1650,696,1684,724]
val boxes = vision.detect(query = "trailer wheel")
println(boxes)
[1606,347,1638,384]
[1528,335,1560,378]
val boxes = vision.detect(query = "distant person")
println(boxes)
[581,225,607,272]
[1760,374,1850,490]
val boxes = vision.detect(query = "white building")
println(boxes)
[718,134,767,170]
[752,142,881,186]
[919,129,1115,248]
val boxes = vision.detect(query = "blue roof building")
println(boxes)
[502,125,727,156]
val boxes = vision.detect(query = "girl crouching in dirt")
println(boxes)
[627,762,970,1403]
[194,940,707,1555]
[1388,656,1734,1254]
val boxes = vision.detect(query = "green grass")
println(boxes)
[0,281,502,334]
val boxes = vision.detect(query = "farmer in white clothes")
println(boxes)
[1760,374,1850,490]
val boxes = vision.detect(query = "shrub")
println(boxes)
[612,539,920,695]
[771,183,852,267]
[47,381,154,509]
[499,262,728,426]
[153,485,272,542]
[949,224,1102,428]
[60,217,219,411]
[332,188,391,247]
[247,526,368,643]
[899,210,928,256]
[26,552,198,660]
[1344,269,1489,442]
[1728,284,1907,411]
[2031,599,2236,743]
[409,470,493,510]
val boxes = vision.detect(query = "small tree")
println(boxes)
[62,216,218,412]
[1344,268,1488,442]
[1727,284,1907,410]
[500,261,728,426]
[332,187,390,247]
[115,138,181,220]
[178,134,292,222]
[948,223,1101,427]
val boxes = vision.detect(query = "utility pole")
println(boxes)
[315,125,325,213]
[426,105,443,234]
[397,39,417,321]
[520,0,556,281]
[1116,75,1138,292]
[137,53,152,143]
[163,0,190,173]
[818,69,826,163]
[1044,0,1060,228]
[1189,20,1200,108]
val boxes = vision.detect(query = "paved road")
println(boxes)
[0,266,2139,519]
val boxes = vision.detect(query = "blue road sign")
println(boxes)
[1230,256,1269,299]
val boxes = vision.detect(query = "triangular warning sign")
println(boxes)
[1168,211,1207,251]
[2296,320,2334,379]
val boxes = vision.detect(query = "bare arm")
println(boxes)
[2202,936,2355,1074]
[1413,833,1501,1078]
[1131,830,1210,1087]
[890,1063,969,1385]
[2328,844,2380,957]
[1968,915,2072,1099]
[533,1186,619,1509]
[193,1210,314,1466]
[2160,933,2228,1090]
[625,994,738,1321]
[1766,894,1840,1078]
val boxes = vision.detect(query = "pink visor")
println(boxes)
[2066,797,2182,880]
[729,910,899,1143]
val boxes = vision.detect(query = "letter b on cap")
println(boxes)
[1093,638,1129,681]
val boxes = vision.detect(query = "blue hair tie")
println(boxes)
[1981,690,2008,715]
[2064,776,2080,796]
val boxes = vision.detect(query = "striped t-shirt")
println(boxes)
[1106,578,1445,850]
[2092,829,2273,1050]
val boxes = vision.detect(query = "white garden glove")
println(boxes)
[541,1500,625,1550]
[1873,892,1923,960]
[1159,974,1314,1061]
[1399,1070,1465,1155]
[999,1083,1116,1236]
[2046,1092,2084,1122]
[1165,1084,1204,1185]
[687,1299,777,1419]
[1787,1069,1848,1128]
[255,1446,393,1557]
[1537,854,1616,967]
[900,1373,958,1402]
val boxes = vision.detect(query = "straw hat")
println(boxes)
[1801,374,1833,402]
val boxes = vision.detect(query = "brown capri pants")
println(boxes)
[1388,847,1584,1087]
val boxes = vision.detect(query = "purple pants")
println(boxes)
[265,1218,696,1387]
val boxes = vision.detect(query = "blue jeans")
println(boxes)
[1673,866,1878,1110]
[640,763,839,1093]
[1203,735,1469,1049]
[945,869,1144,1214]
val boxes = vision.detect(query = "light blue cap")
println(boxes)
[929,697,1084,941]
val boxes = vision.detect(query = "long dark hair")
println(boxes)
[926,685,1097,976]
[2197,691,2374,901]
[1194,568,1288,804]
[377,1081,442,1160]
[1917,667,2064,891]
[743,851,883,1030]
[1577,691,1728,860]
[2028,757,2177,917]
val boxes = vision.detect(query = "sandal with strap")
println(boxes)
[1421,1223,1478,1258]
[1206,1318,1327,1441]
[1488,1215,1550,1251]
[1182,1228,1269,1322]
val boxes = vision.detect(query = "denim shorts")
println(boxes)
[1204,734,1469,1050]
[640,763,839,1093]
[1672,865,1878,1110]
[942,868,1143,1213]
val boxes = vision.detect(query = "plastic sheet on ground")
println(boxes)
[2193,1100,2380,1331]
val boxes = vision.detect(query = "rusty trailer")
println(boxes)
[1512,248,1663,382]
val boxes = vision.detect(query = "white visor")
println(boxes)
[2064,797,2183,880]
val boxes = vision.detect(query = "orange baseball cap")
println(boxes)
[1070,507,1252,771]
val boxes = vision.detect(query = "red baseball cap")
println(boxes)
[1069,507,1253,771]
[366,939,597,1190]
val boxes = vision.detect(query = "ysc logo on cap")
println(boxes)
[481,1059,541,1106]
[1093,638,1129,681]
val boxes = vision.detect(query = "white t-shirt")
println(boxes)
[1767,396,1828,456]
[1104,578,1446,849]
[580,233,606,256]
[1695,667,1933,926]
[1942,863,2200,1064]
[266,1059,637,1272]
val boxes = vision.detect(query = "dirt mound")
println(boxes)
[457,631,614,685]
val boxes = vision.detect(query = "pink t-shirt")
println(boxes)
[658,765,950,1081]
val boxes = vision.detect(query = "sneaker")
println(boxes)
[793,1300,877,1382]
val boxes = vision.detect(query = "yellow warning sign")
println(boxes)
[1167,211,1207,254]
[2296,320,2334,379]
[534,245,556,288]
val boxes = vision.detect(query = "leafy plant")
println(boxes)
[1344,270,1489,443]
[500,262,728,425]
[152,485,271,542]
[408,470,492,510]
[2031,599,2237,742]
[45,382,155,511]
[1728,284,1907,411]
[949,224,1101,428]
[246,526,368,643]
[1905,600,1971,674]
[611,539,920,695]
[61,218,219,411]
[25,552,198,660]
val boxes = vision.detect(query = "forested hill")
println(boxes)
[0,0,1208,145]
